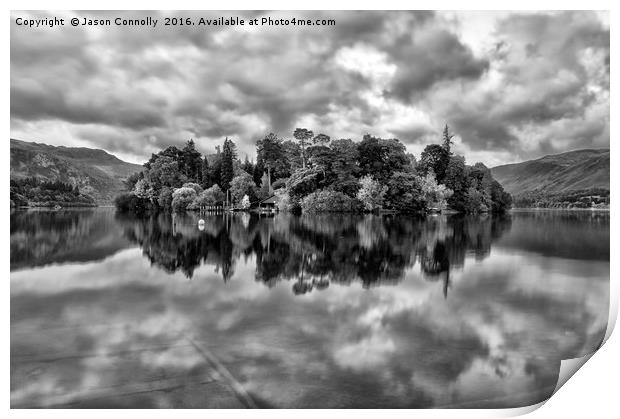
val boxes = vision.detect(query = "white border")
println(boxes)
[3,2,616,418]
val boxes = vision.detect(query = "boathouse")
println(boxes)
[258,195,278,212]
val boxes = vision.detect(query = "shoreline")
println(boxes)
[12,205,610,214]
[509,207,610,212]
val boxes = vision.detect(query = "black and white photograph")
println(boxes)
[9,8,611,411]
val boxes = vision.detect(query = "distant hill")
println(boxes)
[10,139,143,204]
[491,149,610,196]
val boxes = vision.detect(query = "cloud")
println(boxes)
[387,28,489,101]
[417,11,609,161]
[10,11,609,165]
[11,244,608,407]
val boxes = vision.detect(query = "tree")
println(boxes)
[313,133,330,145]
[181,139,203,181]
[201,157,211,188]
[468,162,494,191]
[274,188,293,211]
[171,187,198,212]
[282,140,303,171]
[242,156,254,176]
[464,186,488,213]
[293,128,314,169]
[208,154,222,189]
[357,135,410,184]
[489,180,512,212]
[330,139,360,197]
[230,172,257,204]
[157,187,174,209]
[300,190,360,213]
[444,155,469,212]
[442,124,455,155]
[147,155,186,192]
[420,172,453,210]
[220,138,237,192]
[306,144,334,178]
[114,192,150,213]
[256,133,288,192]
[418,144,450,183]
[241,194,251,209]
[193,185,225,207]
[124,172,142,191]
[356,175,387,211]
[253,155,265,187]
[385,171,425,212]
[330,139,359,178]
[286,167,324,207]
[134,178,155,200]
[182,182,203,195]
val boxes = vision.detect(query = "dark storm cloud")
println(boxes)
[388,29,489,101]
[11,83,166,129]
[10,10,609,164]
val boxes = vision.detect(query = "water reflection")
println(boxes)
[10,209,132,271]
[115,212,512,296]
[10,209,609,408]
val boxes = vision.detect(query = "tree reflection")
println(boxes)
[116,211,512,296]
[416,214,512,297]
[10,209,132,271]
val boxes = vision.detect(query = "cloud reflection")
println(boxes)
[10,210,609,408]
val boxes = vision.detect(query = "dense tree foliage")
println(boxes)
[256,132,289,188]
[171,187,197,212]
[385,172,424,213]
[418,144,450,183]
[512,188,609,209]
[301,190,361,213]
[115,126,511,214]
[194,185,226,207]
[11,177,96,207]
[357,135,411,184]
[357,175,387,211]
[220,137,237,191]
[293,128,314,169]
[230,172,257,204]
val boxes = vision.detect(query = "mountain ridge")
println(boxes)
[491,148,609,196]
[10,138,143,204]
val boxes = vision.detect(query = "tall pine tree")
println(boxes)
[293,128,313,169]
[201,156,211,188]
[182,139,203,181]
[220,137,237,191]
[442,124,454,155]
[242,155,254,175]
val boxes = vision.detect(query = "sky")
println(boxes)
[10,10,610,166]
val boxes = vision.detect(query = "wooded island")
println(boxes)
[115,125,512,214]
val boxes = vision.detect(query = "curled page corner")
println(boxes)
[546,289,616,402]
[553,352,595,395]
[548,291,616,400]
[602,276,618,345]
[501,401,547,417]
[498,352,598,416]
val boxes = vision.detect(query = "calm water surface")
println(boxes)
[10,209,609,408]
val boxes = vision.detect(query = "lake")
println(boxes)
[10,208,610,408]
